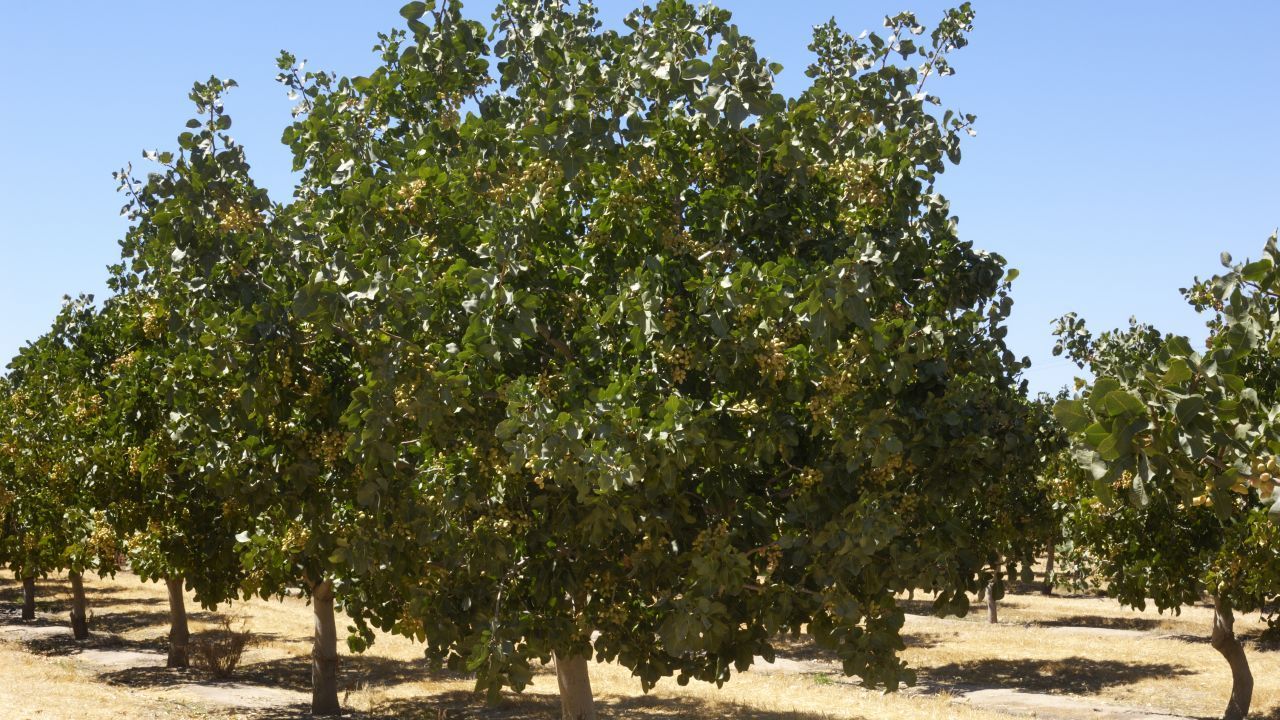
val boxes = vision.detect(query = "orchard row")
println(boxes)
[1,3,1276,720]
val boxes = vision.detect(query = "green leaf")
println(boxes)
[1242,259,1272,282]
[1102,390,1144,418]
[400,2,428,20]
[1053,399,1091,433]
[1083,422,1109,449]
[1161,358,1192,385]
[1088,378,1120,412]
[1096,431,1127,461]
[1175,396,1206,426]
[1129,469,1149,507]
[1165,336,1194,358]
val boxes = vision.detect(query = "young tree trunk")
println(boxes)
[554,651,597,720]
[986,577,998,624]
[1210,596,1252,720]
[21,576,36,621]
[165,576,190,668]
[311,578,341,716]
[68,572,89,640]
[1042,544,1056,596]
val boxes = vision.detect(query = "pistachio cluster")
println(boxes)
[217,202,262,234]
[660,346,694,384]
[796,466,824,489]
[110,351,138,372]
[282,522,310,554]
[88,515,122,565]
[308,430,346,467]
[807,366,858,422]
[394,178,429,213]
[755,337,788,381]
[829,155,888,231]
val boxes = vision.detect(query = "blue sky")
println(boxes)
[2,2,1277,394]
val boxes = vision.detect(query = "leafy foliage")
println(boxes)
[0,0,1055,711]
[274,0,1040,695]
[1,297,122,584]
[1053,235,1280,618]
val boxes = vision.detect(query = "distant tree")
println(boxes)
[112,76,406,714]
[0,378,32,619]
[1054,236,1280,720]
[977,393,1063,621]
[2,297,122,638]
[79,287,248,668]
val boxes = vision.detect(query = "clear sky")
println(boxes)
[2,2,1277,394]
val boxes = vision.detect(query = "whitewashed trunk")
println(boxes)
[554,651,597,720]
[311,579,341,716]
[166,576,189,668]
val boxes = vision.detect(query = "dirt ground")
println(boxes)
[0,569,1274,719]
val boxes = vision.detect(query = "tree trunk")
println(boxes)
[68,572,89,640]
[21,576,35,621]
[165,576,190,668]
[554,651,597,720]
[986,577,998,624]
[1210,596,1252,720]
[311,578,341,716]
[1042,544,1056,595]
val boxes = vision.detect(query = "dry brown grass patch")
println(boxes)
[1,569,1278,718]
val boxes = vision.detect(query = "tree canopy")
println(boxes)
[1053,236,1280,720]
[0,2,1064,717]
[273,0,1042,708]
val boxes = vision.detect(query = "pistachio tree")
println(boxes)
[2,297,122,638]
[275,2,1040,717]
[1053,236,1280,720]
[0,377,32,619]
[78,286,251,668]
[977,393,1063,621]
[112,76,410,714]
[1035,389,1087,596]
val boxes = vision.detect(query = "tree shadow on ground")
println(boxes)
[99,649,463,695]
[16,621,169,657]
[1251,629,1280,653]
[88,608,171,635]
[239,652,469,693]
[233,689,867,720]
[769,634,830,663]
[1158,633,1209,645]
[90,604,225,634]
[99,665,206,689]
[1030,615,1163,631]
[1157,629,1278,654]
[0,582,152,602]
[0,578,168,621]
[770,632,937,665]
[892,597,1003,620]
[0,607,59,625]
[894,598,949,617]
[917,656,1191,695]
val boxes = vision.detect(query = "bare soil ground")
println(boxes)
[0,570,1274,719]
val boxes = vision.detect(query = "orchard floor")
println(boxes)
[0,570,1276,719]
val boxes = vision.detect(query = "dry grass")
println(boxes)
[0,642,198,719]
[897,591,1280,718]
[0,568,1275,719]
